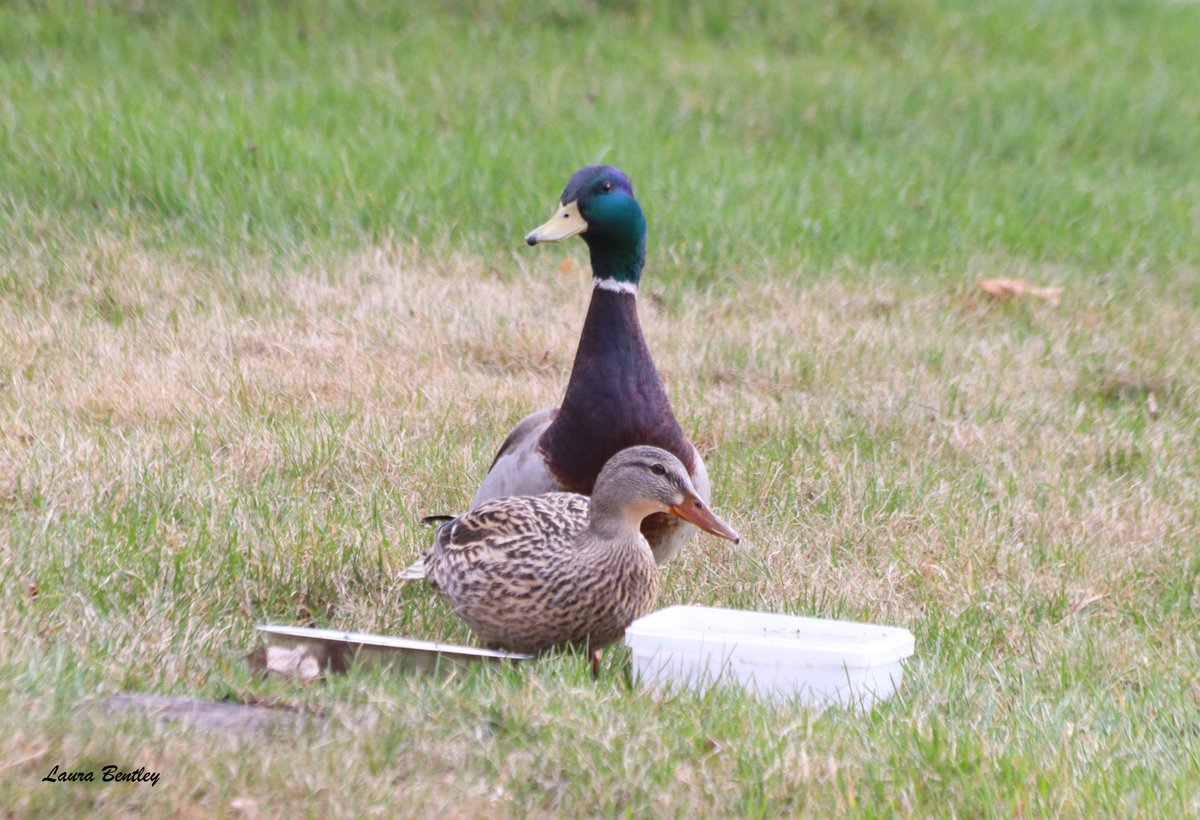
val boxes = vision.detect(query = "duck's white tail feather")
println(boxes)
[398,514,458,580]
[397,558,426,580]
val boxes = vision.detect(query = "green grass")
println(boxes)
[4,0,1199,282]
[2,0,1199,815]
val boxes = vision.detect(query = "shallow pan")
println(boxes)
[257,625,532,676]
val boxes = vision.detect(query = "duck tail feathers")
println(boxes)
[397,558,427,580]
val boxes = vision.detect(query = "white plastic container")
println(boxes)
[624,606,915,707]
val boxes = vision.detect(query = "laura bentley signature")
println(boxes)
[43,764,160,787]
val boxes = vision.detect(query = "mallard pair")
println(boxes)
[408,167,736,654]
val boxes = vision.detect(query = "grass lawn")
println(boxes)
[2,0,1198,815]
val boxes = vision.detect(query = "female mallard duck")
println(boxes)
[421,446,739,654]
[472,165,709,565]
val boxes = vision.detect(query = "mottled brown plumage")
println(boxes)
[420,446,739,654]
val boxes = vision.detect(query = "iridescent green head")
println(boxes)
[525,165,647,288]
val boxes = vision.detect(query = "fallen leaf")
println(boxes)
[976,278,1063,306]
[559,257,575,274]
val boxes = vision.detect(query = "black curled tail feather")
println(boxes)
[399,515,458,581]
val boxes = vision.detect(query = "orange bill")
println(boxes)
[669,495,740,544]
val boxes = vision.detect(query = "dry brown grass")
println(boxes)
[2,237,1198,815]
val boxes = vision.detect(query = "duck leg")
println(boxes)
[591,648,602,679]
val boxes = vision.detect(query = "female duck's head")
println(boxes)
[589,446,740,543]
[525,165,647,287]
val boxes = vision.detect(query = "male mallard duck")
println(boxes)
[473,165,710,565]
[421,446,739,654]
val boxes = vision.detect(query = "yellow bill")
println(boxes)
[525,200,587,245]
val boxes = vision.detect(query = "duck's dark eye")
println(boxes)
[599,180,613,193]
[650,463,666,476]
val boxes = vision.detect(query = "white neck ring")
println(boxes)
[593,277,638,295]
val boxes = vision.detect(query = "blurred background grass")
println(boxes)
[2,0,1197,284]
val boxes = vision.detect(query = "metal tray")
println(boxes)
[257,625,532,677]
